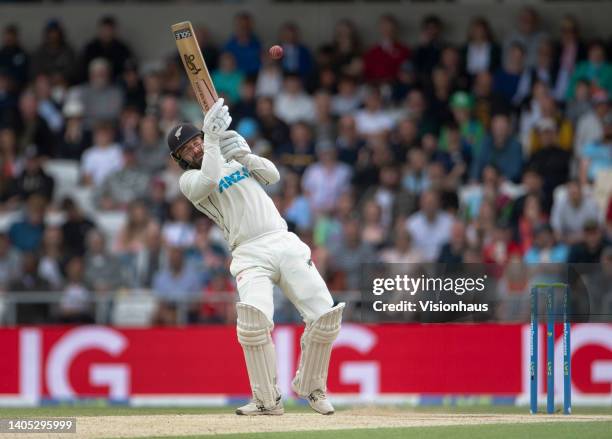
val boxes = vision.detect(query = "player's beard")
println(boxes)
[189,150,204,169]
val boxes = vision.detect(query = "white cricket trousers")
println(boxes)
[230,230,334,323]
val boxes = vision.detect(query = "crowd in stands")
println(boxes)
[0,7,610,324]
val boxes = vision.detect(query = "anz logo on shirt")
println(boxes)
[218,166,251,194]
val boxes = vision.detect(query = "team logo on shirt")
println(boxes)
[218,166,251,194]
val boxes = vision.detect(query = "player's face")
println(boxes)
[178,136,204,168]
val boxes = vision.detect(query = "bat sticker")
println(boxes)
[184,54,202,75]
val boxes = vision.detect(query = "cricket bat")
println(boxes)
[171,21,219,112]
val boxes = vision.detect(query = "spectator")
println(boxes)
[567,40,612,99]
[302,141,352,215]
[524,223,568,263]
[503,7,548,69]
[281,171,312,232]
[277,121,315,174]
[439,91,485,156]
[493,42,532,106]
[9,252,51,324]
[360,199,386,248]
[471,113,523,183]
[438,221,468,263]
[274,73,315,124]
[80,121,124,187]
[483,221,521,266]
[565,79,592,124]
[58,256,93,324]
[279,22,314,81]
[0,24,29,89]
[38,225,66,290]
[551,180,601,244]
[424,66,453,129]
[231,78,257,124]
[113,200,153,255]
[0,68,18,126]
[0,232,20,290]
[146,177,171,225]
[135,114,166,174]
[510,167,549,226]
[117,105,140,150]
[80,15,133,80]
[522,91,574,155]
[58,99,90,159]
[354,87,394,136]
[568,220,610,263]
[158,94,181,136]
[212,52,244,104]
[526,118,571,198]
[463,17,501,78]
[579,113,612,183]
[554,15,586,101]
[83,229,126,294]
[16,90,56,157]
[60,198,95,257]
[530,39,558,91]
[406,190,453,261]
[414,15,444,80]
[7,148,54,203]
[8,194,46,252]
[516,193,547,253]
[329,217,376,290]
[152,246,201,325]
[119,59,146,113]
[223,12,261,76]
[331,75,362,116]
[574,88,608,154]
[313,90,336,142]
[401,89,436,137]
[255,59,283,97]
[363,15,410,84]
[95,147,150,210]
[31,20,76,81]
[132,221,165,289]
[72,58,124,128]
[472,70,510,128]
[32,74,63,135]
[162,197,196,248]
[330,19,363,77]
[380,225,423,263]
[0,127,19,205]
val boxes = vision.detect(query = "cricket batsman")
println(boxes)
[167,98,344,416]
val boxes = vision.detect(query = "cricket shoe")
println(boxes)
[235,397,284,416]
[292,383,334,415]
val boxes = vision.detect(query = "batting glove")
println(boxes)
[220,130,251,161]
[202,98,232,139]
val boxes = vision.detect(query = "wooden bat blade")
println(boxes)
[171,21,218,112]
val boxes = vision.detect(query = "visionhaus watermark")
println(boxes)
[370,274,489,313]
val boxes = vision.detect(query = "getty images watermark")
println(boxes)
[370,274,489,313]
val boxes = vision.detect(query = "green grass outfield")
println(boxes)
[1,406,611,439]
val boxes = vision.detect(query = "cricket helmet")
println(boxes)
[167,123,203,170]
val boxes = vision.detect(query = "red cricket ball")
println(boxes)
[269,45,283,60]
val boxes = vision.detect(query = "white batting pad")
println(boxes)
[292,303,345,397]
[236,302,281,409]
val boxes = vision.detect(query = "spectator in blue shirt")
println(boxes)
[580,113,612,182]
[223,12,261,76]
[471,113,523,182]
[9,194,46,252]
[524,223,568,263]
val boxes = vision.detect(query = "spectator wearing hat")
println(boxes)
[568,219,611,263]
[223,12,261,76]
[302,140,352,215]
[439,91,485,156]
[567,40,612,99]
[71,58,124,128]
[462,17,501,79]
[471,113,523,183]
[363,15,411,84]
[551,180,601,244]
[574,88,609,154]
[80,121,124,187]
[524,223,568,263]
[80,15,133,81]
[58,99,90,159]
[579,112,612,183]
[0,25,29,89]
[526,118,571,198]
[31,20,76,81]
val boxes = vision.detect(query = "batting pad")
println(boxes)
[236,302,281,408]
[293,302,345,397]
